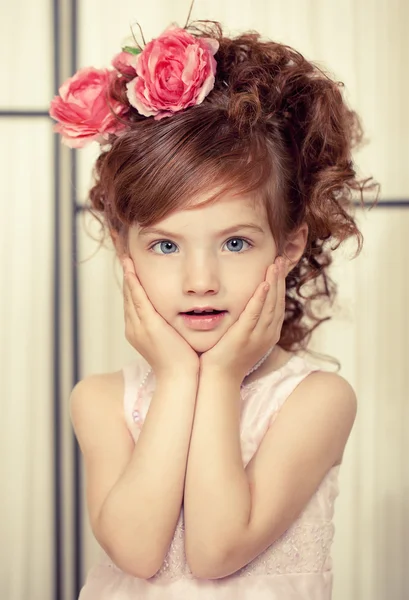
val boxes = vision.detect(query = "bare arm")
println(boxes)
[184,370,356,579]
[71,367,198,580]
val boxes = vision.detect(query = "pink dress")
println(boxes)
[79,354,340,599]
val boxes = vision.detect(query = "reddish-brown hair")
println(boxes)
[87,21,378,352]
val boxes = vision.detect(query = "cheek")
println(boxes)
[228,263,269,310]
[133,261,175,315]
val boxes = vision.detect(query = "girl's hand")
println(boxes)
[200,256,287,383]
[122,256,200,379]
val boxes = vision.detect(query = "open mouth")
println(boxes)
[183,309,225,316]
[180,309,227,330]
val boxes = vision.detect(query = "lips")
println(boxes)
[183,309,224,315]
[181,306,224,314]
[180,308,227,331]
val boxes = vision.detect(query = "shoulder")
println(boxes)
[292,368,357,420]
[70,369,124,409]
[300,369,357,414]
[280,368,357,465]
[70,370,125,438]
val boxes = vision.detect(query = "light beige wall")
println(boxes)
[0,1,54,598]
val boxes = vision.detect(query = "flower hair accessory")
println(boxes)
[49,25,219,148]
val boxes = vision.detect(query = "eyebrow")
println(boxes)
[138,223,265,239]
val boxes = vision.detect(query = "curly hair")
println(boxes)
[87,21,378,353]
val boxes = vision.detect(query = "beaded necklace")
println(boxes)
[132,346,274,427]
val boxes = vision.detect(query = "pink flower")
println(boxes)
[112,52,137,78]
[49,67,128,148]
[126,26,219,120]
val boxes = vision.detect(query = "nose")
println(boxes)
[182,254,220,296]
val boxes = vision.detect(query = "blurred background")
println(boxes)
[1,1,408,599]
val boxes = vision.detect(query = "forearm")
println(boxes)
[98,372,198,578]
[184,368,251,573]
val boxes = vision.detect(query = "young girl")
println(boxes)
[50,17,374,600]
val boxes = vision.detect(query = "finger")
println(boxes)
[255,255,289,334]
[122,258,145,316]
[255,262,278,324]
[239,280,270,332]
[258,257,286,335]
[123,261,156,322]
[122,255,136,277]
[266,262,279,311]
[123,271,140,326]
[275,257,287,323]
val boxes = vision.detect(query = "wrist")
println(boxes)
[155,363,200,385]
[199,361,243,388]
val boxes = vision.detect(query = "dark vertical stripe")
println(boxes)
[72,152,82,597]
[71,0,82,596]
[72,162,82,597]
[52,128,63,599]
[52,0,62,599]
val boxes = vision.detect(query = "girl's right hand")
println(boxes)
[122,256,200,379]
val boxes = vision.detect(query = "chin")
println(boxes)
[180,330,223,354]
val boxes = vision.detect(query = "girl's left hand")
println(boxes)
[200,256,287,382]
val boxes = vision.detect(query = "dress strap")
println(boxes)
[122,359,144,431]
[267,356,321,427]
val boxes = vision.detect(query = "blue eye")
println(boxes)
[224,238,251,252]
[151,241,178,254]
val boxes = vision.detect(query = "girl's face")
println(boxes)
[127,193,278,353]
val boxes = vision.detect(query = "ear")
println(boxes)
[282,223,308,275]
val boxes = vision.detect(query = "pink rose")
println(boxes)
[49,67,128,148]
[126,26,219,120]
[112,51,137,78]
